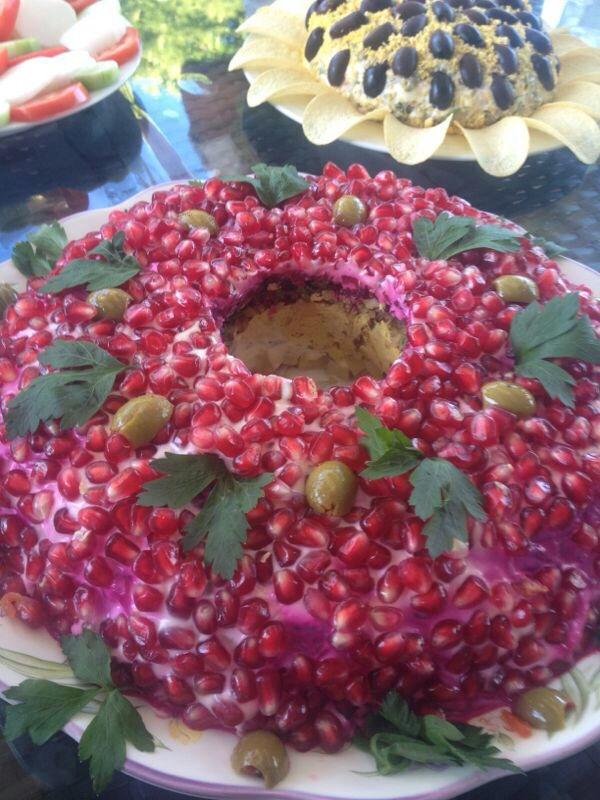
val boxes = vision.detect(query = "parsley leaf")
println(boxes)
[356,407,421,478]
[517,360,575,407]
[412,212,521,261]
[139,453,272,578]
[185,472,273,577]
[527,234,567,258]
[410,459,485,556]
[40,339,125,371]
[138,452,226,507]
[356,692,521,776]
[60,629,113,688]
[3,631,155,794]
[379,692,421,737]
[222,163,310,207]
[11,222,68,278]
[79,689,154,794]
[510,293,600,407]
[4,340,126,439]
[4,681,98,745]
[421,499,468,557]
[356,409,485,556]
[0,283,17,316]
[40,231,140,294]
[409,458,484,521]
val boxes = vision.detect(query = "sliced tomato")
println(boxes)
[10,82,89,122]
[0,47,8,76]
[97,26,140,66]
[68,0,97,11]
[7,45,68,68]
[0,0,19,41]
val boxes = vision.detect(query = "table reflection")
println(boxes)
[0,0,598,266]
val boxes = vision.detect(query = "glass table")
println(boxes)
[0,0,598,798]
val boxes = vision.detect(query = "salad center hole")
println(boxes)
[223,282,406,389]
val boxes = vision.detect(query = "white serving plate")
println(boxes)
[0,182,599,800]
[0,45,141,138]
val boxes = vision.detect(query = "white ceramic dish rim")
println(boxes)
[0,181,599,800]
[45,707,600,800]
[0,43,141,138]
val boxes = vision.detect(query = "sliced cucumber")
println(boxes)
[75,60,120,92]
[3,38,40,58]
[0,101,9,128]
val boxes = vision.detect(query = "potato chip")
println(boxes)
[237,8,305,48]
[247,68,328,108]
[456,117,530,177]
[526,106,600,164]
[560,47,600,64]
[384,114,453,165]
[551,81,600,120]
[302,94,364,144]
[272,0,309,16]
[550,33,588,57]
[229,36,301,72]
[302,93,385,145]
[558,51,600,84]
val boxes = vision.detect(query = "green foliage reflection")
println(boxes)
[121,0,244,87]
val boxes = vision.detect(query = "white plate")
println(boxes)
[0,183,599,800]
[0,45,141,138]
[243,68,564,163]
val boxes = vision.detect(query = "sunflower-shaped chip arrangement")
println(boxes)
[231,0,600,175]
[304,0,560,127]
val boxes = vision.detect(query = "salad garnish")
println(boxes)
[357,408,485,556]
[139,452,273,578]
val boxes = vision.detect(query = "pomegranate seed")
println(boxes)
[258,622,286,658]
[273,569,304,604]
[304,588,333,621]
[337,531,370,567]
[463,610,490,645]
[411,583,445,614]
[128,614,157,648]
[105,533,139,565]
[431,620,463,649]
[133,584,163,612]
[256,669,282,716]
[453,576,488,608]
[84,556,114,587]
[231,667,257,702]
[183,702,219,730]
[333,598,368,631]
[106,469,143,501]
[398,557,433,594]
[197,636,230,670]
[159,627,196,650]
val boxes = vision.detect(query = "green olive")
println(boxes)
[110,394,173,447]
[87,288,130,321]
[482,381,536,418]
[332,195,367,227]
[493,275,539,304]
[514,687,570,732]
[306,460,358,516]
[231,730,290,788]
[178,209,219,235]
[0,283,17,317]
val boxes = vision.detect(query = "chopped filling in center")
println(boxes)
[223,282,406,388]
